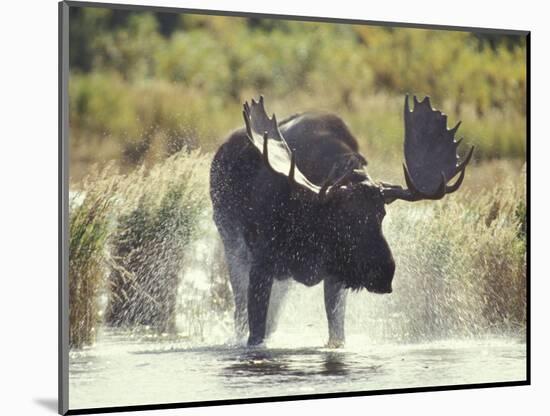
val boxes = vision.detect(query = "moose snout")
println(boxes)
[365,259,395,294]
[367,282,393,294]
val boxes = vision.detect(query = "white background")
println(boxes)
[1,0,546,414]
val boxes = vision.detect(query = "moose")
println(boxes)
[210,95,473,347]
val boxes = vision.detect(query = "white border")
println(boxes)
[3,1,547,415]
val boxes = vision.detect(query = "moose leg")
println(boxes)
[218,228,251,342]
[266,278,290,338]
[247,264,274,346]
[324,275,347,348]
[228,260,250,341]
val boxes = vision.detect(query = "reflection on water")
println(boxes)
[321,352,351,377]
[69,329,527,411]
[221,348,358,380]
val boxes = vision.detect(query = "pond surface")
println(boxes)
[69,327,526,410]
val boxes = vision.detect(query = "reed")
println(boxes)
[68,166,118,348]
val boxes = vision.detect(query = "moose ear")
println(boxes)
[316,161,358,203]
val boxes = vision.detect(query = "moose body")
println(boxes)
[210,96,473,347]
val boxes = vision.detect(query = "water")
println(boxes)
[69,283,526,410]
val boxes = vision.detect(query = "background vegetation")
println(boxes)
[69,7,526,181]
[68,6,527,348]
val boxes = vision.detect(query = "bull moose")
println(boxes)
[210,95,474,347]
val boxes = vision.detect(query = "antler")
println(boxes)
[382,95,474,203]
[243,96,327,195]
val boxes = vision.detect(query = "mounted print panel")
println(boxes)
[59,1,529,414]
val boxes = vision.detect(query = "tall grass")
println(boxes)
[69,167,118,348]
[69,150,210,347]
